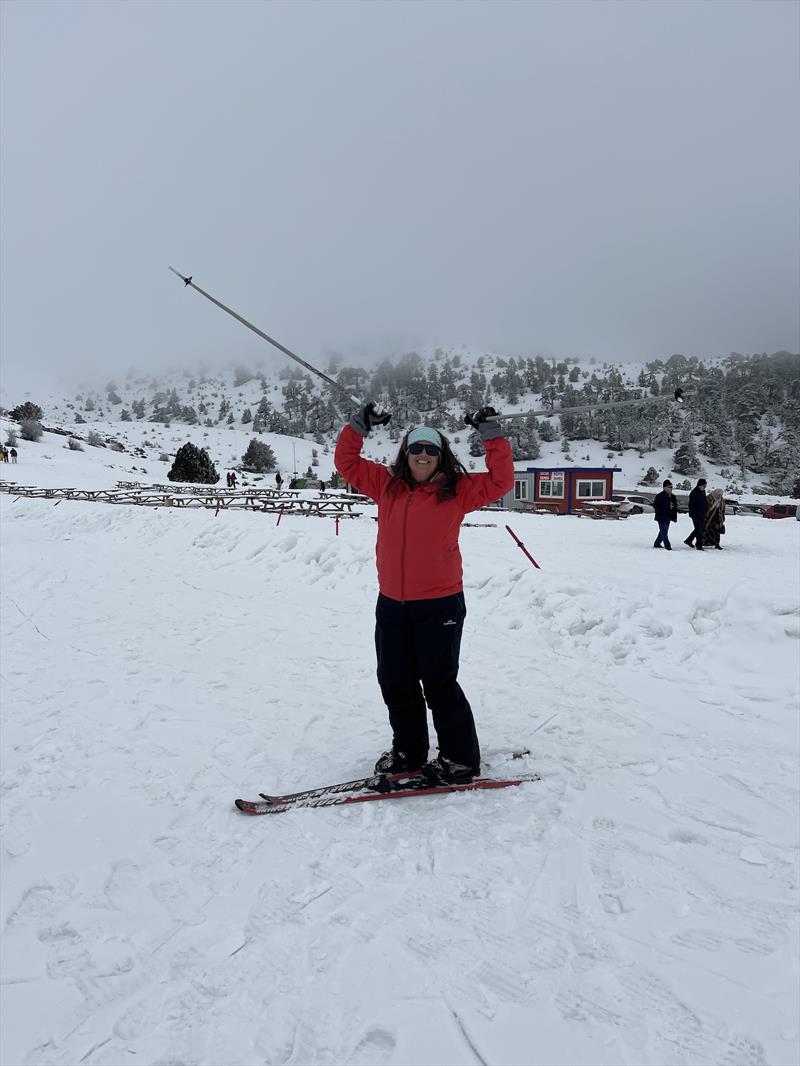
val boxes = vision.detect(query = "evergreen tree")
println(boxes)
[167,443,219,483]
[673,441,701,476]
[641,466,660,485]
[241,439,276,472]
[538,419,558,442]
[11,401,43,422]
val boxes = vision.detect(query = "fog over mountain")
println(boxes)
[1,0,798,398]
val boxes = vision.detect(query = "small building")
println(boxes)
[502,465,622,514]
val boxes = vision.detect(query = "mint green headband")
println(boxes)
[406,426,443,449]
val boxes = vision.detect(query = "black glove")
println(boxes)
[464,406,503,440]
[350,400,391,436]
[464,405,498,429]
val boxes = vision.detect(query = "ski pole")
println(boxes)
[466,388,688,426]
[505,525,541,569]
[168,267,362,406]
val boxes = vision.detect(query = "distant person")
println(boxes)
[704,489,726,550]
[684,478,707,550]
[0,446,7,462]
[229,471,238,489]
[652,479,678,550]
[319,480,326,492]
[275,471,284,491]
[10,448,17,463]
[288,478,298,490]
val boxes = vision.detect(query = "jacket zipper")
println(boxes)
[400,489,413,603]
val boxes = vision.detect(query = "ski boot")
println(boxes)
[423,756,481,786]
[374,748,427,775]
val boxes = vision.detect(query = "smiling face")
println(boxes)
[407,440,440,483]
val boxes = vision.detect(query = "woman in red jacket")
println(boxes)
[335,402,514,784]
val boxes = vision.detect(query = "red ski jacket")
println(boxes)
[334,424,514,601]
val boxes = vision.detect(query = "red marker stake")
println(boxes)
[276,504,284,527]
[335,516,340,537]
[505,525,541,569]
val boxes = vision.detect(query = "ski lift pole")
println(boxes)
[505,525,541,569]
[168,267,362,406]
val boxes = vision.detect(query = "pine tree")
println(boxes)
[673,441,701,476]
[241,439,276,472]
[167,443,219,484]
[11,401,43,422]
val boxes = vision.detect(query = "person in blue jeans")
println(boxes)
[652,479,678,549]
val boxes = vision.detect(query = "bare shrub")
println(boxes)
[67,437,84,451]
[20,420,43,442]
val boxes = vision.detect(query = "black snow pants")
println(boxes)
[375,592,480,769]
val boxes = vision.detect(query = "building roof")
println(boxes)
[518,466,623,473]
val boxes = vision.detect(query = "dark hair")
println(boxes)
[697,478,707,487]
[663,480,672,488]
[389,430,468,501]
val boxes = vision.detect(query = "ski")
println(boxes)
[235,770,540,816]
[254,749,532,807]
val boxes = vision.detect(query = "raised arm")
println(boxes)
[334,403,392,502]
[459,411,515,513]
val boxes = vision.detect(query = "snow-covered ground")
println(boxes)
[1,436,799,1066]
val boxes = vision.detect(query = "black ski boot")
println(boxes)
[374,748,427,775]
[423,756,481,785]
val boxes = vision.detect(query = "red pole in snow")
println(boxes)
[505,525,541,569]
[215,498,221,517]
[335,516,340,537]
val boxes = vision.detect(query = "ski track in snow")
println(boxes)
[1,493,798,1066]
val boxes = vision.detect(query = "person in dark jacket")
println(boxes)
[684,478,707,549]
[335,401,514,785]
[652,480,678,549]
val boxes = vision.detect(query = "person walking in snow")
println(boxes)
[275,471,284,491]
[334,402,514,785]
[684,478,707,550]
[10,447,17,463]
[703,489,726,550]
[229,471,238,489]
[652,479,678,550]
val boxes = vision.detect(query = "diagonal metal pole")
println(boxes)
[168,267,361,405]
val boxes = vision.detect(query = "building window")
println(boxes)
[576,479,607,499]
[514,479,529,501]
[539,477,564,498]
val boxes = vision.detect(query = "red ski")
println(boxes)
[235,771,539,815]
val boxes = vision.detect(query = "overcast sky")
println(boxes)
[1,0,798,398]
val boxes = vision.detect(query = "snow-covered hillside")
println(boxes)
[9,346,796,500]
[1,430,798,1066]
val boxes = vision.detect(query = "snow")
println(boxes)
[2,432,799,1066]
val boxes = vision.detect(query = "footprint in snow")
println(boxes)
[347,1026,397,1064]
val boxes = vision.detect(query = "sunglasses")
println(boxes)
[408,442,441,457]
